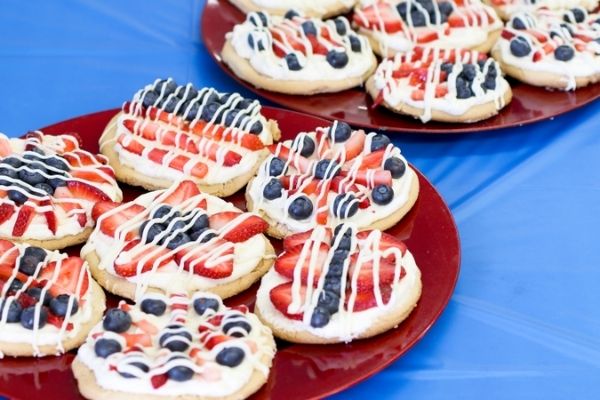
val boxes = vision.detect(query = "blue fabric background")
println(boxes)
[1,0,599,398]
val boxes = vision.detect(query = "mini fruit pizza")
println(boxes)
[366,46,512,123]
[72,292,276,400]
[0,240,105,357]
[222,11,377,95]
[255,224,422,343]
[493,8,600,90]
[483,0,600,20]
[82,181,274,301]
[245,122,419,238]
[228,0,359,18]
[99,78,280,197]
[353,0,503,56]
[0,131,122,250]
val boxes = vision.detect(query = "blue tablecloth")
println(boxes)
[1,1,599,398]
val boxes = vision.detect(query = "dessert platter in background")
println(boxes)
[202,0,600,134]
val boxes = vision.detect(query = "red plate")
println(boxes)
[0,107,460,400]
[201,0,600,134]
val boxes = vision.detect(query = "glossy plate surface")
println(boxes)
[0,107,460,400]
[201,0,600,134]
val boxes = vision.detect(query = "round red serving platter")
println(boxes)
[0,107,460,400]
[201,0,600,134]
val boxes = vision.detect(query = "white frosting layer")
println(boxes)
[228,13,375,81]
[76,293,275,397]
[247,130,415,234]
[82,186,270,300]
[252,0,357,14]
[489,0,599,16]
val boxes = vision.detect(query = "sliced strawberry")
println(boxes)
[342,130,366,161]
[274,243,330,285]
[239,133,265,151]
[12,205,35,237]
[134,319,159,334]
[192,248,234,279]
[533,51,543,62]
[436,83,449,98]
[357,231,407,259]
[280,175,320,195]
[61,181,111,203]
[17,293,38,308]
[270,282,306,320]
[349,259,399,293]
[122,332,152,347]
[269,144,312,173]
[526,29,548,44]
[169,155,208,179]
[151,373,169,389]
[306,35,329,56]
[448,13,467,28]
[352,149,385,169]
[70,170,111,184]
[39,199,57,235]
[114,241,173,277]
[411,89,425,101]
[354,3,404,33]
[175,238,234,278]
[94,202,144,240]
[38,257,89,297]
[162,180,201,205]
[339,169,392,187]
[0,203,16,226]
[204,334,231,350]
[117,133,145,155]
[346,284,393,312]
[283,229,332,251]
[207,211,239,231]
[501,29,515,40]
[47,313,73,330]
[220,214,267,243]
[416,30,439,44]
[315,179,331,225]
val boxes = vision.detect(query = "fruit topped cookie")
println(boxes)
[222,11,377,94]
[366,46,512,123]
[99,78,280,197]
[0,240,105,357]
[0,131,122,249]
[483,0,600,20]
[72,292,276,400]
[492,8,600,90]
[82,180,274,301]
[353,0,503,56]
[254,224,422,343]
[228,0,359,18]
[246,122,419,238]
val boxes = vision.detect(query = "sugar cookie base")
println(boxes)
[228,0,357,18]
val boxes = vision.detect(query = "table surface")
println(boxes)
[1,1,599,399]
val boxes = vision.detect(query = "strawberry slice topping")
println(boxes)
[283,229,333,251]
[0,203,16,226]
[269,282,306,321]
[114,240,173,277]
[38,257,89,297]
[208,211,268,243]
[12,205,35,237]
[93,201,145,240]
[345,284,393,312]
[354,2,404,33]
[162,181,201,205]
[274,243,330,285]
[175,238,234,279]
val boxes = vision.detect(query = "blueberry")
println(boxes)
[323,275,342,293]
[162,97,180,113]
[408,9,427,27]
[249,121,263,135]
[139,221,166,243]
[509,36,531,57]
[333,226,352,251]
[140,298,167,316]
[440,62,454,75]
[314,159,340,180]
[159,327,192,352]
[48,294,78,317]
[18,247,47,275]
[330,121,352,142]
[27,287,52,306]
[332,194,359,218]
[18,169,45,186]
[564,8,585,24]
[483,75,496,90]
[166,232,191,250]
[486,63,498,78]
[119,362,149,379]
[9,279,23,292]
[293,135,315,157]
[20,306,47,330]
[23,152,44,162]
[34,183,53,195]
[285,53,302,71]
[183,102,200,121]
[301,21,317,36]
[460,64,477,82]
[142,91,160,108]
[215,347,245,367]
[370,134,391,152]
[45,156,69,171]
[155,79,178,95]
[168,365,194,382]
[2,157,22,168]
[269,157,286,176]
[8,189,27,205]
[48,177,66,189]
[326,50,349,69]
[103,308,132,333]
[263,178,283,200]
[310,307,330,328]
[197,231,217,243]
[222,320,252,337]
[224,110,240,127]
[94,338,122,358]
[183,85,199,101]
[384,157,406,179]
[189,213,209,233]
[456,77,473,99]
[201,102,221,122]
[349,35,362,52]
[247,34,265,51]
[288,196,313,220]
[250,11,268,27]
[193,297,220,315]
[334,18,347,35]
[328,253,347,276]
[438,1,453,16]
[317,290,340,313]
[396,2,407,17]
[170,218,188,232]
[152,205,173,220]
[512,17,526,30]
[0,166,17,179]
[284,9,300,19]
[0,300,22,322]
[554,45,575,62]
[372,184,394,205]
